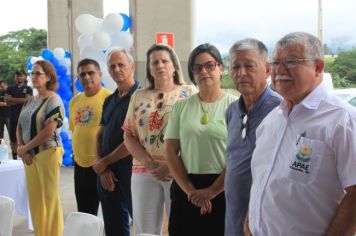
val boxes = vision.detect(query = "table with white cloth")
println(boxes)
[0,160,33,230]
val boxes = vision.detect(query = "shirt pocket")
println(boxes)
[287,137,329,184]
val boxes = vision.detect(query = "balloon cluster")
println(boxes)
[75,12,133,91]
[27,48,74,167]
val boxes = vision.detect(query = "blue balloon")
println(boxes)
[62,156,73,167]
[63,75,72,85]
[120,13,131,31]
[27,63,32,71]
[63,141,72,150]
[65,51,71,58]
[75,78,83,92]
[62,90,73,101]
[27,56,32,64]
[57,65,67,77]
[60,132,69,142]
[50,57,59,68]
[41,49,54,60]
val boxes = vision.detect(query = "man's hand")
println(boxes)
[243,215,253,236]
[93,158,108,175]
[99,169,117,191]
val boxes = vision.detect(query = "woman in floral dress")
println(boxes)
[123,43,196,235]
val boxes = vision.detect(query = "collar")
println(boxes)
[238,85,273,115]
[280,79,329,113]
[113,80,141,98]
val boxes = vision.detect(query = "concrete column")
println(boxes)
[129,0,194,86]
[47,0,103,78]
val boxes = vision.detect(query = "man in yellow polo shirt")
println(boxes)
[69,58,111,215]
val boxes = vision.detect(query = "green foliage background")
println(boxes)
[324,49,356,88]
[0,28,47,84]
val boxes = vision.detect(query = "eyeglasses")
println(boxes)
[241,114,248,140]
[157,93,164,109]
[270,58,315,69]
[191,61,219,74]
[78,71,97,79]
[28,71,46,78]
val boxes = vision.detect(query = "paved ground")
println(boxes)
[12,166,169,236]
[5,129,168,236]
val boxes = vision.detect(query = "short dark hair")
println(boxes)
[77,58,101,73]
[0,80,7,84]
[15,68,26,76]
[146,43,185,89]
[187,43,223,84]
[33,60,58,91]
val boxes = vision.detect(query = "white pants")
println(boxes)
[131,172,171,235]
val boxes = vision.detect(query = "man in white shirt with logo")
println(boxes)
[247,32,356,236]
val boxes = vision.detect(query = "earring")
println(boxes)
[173,71,176,77]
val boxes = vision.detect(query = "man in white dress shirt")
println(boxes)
[247,32,356,236]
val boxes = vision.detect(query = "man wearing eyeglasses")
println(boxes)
[5,68,33,160]
[247,32,356,236]
[69,59,111,216]
[94,49,140,236]
[224,39,281,236]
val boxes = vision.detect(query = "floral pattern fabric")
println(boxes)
[123,85,197,171]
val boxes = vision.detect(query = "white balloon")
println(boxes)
[102,75,117,92]
[110,32,133,50]
[62,58,72,67]
[30,56,38,64]
[53,48,66,59]
[77,34,92,49]
[80,46,106,62]
[99,62,109,74]
[75,14,102,35]
[92,31,111,51]
[103,13,124,35]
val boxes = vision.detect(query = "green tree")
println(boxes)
[0,28,47,84]
[325,49,356,87]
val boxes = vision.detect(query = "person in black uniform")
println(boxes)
[5,68,33,159]
[0,80,10,140]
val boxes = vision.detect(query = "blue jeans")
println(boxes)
[97,158,133,236]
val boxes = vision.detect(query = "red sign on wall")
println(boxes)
[156,32,174,48]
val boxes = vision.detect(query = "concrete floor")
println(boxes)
[12,166,169,236]
[4,128,168,236]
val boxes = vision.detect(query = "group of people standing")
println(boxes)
[12,31,356,236]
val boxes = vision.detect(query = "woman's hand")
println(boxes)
[17,145,28,157]
[21,152,34,165]
[200,200,212,215]
[150,159,172,182]
[188,187,217,207]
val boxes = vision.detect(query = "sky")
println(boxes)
[1,0,356,54]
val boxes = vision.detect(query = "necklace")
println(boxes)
[198,91,225,125]
[198,94,209,125]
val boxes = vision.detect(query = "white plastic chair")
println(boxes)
[0,196,15,236]
[62,212,104,236]
[137,234,160,236]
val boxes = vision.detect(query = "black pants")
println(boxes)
[74,162,99,215]
[8,112,19,143]
[0,114,10,139]
[97,158,133,236]
[169,174,226,236]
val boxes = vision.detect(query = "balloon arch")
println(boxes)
[27,12,133,166]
